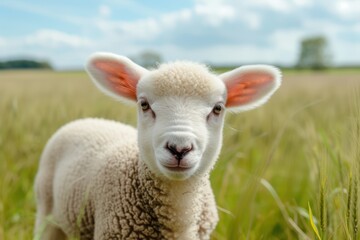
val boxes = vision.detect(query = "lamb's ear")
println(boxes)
[85,52,149,103]
[220,65,281,112]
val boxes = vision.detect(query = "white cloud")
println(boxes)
[238,12,262,30]
[302,19,342,36]
[0,37,5,47]
[330,0,360,19]
[96,18,161,41]
[196,0,313,14]
[104,0,160,17]
[23,29,93,48]
[1,30,88,49]
[160,9,192,28]
[99,5,111,18]
[355,23,360,32]
[153,43,290,66]
[249,0,292,13]
[268,29,313,64]
[194,0,261,28]
[293,0,313,7]
[270,29,305,51]
[195,0,225,4]
[194,4,235,26]
[332,40,360,64]
[94,2,261,45]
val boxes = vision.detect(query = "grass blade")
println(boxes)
[308,202,322,240]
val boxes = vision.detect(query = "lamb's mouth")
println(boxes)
[161,163,194,172]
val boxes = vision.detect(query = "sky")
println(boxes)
[0,0,359,69]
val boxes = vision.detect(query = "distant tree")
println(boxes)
[296,36,331,70]
[0,59,52,70]
[132,51,162,69]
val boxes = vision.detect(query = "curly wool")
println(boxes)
[35,118,218,240]
[150,62,215,97]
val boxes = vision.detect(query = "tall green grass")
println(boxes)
[0,69,359,239]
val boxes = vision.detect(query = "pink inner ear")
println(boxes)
[94,60,138,100]
[225,72,273,107]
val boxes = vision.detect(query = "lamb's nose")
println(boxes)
[166,143,193,160]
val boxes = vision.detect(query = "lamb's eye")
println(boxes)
[140,100,150,111]
[212,104,223,115]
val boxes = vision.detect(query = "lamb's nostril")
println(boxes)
[180,145,193,155]
[166,143,193,160]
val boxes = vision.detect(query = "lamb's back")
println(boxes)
[46,118,135,160]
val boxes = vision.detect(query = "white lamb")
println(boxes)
[34,52,281,240]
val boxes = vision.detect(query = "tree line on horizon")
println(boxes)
[0,59,52,70]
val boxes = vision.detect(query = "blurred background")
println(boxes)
[1,1,360,240]
[0,0,359,70]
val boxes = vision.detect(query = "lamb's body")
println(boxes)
[35,52,281,239]
[35,118,218,239]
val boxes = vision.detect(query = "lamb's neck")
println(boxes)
[138,161,208,239]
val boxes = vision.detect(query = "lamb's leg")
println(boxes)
[41,227,67,240]
[35,205,67,240]
[36,222,67,240]
[35,169,67,240]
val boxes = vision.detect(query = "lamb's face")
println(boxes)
[136,63,227,180]
[86,53,282,181]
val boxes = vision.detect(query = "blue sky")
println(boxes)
[0,0,359,69]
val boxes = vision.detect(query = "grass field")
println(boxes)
[1,69,360,239]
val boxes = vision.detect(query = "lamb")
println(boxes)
[34,52,282,240]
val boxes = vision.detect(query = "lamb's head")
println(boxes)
[86,52,281,180]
